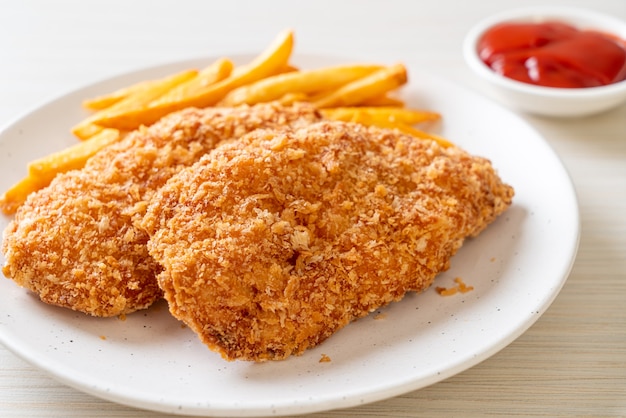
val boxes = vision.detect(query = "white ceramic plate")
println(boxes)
[0,55,579,417]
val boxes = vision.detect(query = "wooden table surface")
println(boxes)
[1,0,625,416]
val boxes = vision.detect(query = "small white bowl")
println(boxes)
[463,6,626,117]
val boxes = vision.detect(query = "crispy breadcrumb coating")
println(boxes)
[141,120,514,361]
[1,103,322,317]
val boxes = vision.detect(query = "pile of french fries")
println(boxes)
[0,29,448,215]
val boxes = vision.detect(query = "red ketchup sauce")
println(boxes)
[478,21,626,88]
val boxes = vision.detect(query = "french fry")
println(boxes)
[276,92,310,105]
[360,94,405,107]
[218,28,294,89]
[313,63,408,108]
[280,64,300,73]
[72,69,198,139]
[83,58,234,133]
[72,120,107,141]
[0,128,123,214]
[220,64,385,106]
[101,57,234,127]
[0,129,122,214]
[393,123,453,148]
[145,58,233,103]
[76,65,204,137]
[28,128,122,183]
[321,107,441,126]
[93,29,295,131]
[340,111,452,148]
[153,29,295,106]
[0,175,45,215]
[82,79,162,111]
[71,68,198,136]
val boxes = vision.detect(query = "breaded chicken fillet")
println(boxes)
[1,103,322,317]
[141,120,514,361]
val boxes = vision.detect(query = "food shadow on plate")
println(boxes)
[16,293,187,349]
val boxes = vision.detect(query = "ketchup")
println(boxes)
[478,21,626,88]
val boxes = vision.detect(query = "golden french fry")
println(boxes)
[155,29,294,106]
[321,106,441,126]
[313,63,408,108]
[0,175,45,215]
[393,123,453,148]
[221,29,294,89]
[87,60,234,133]
[86,58,234,132]
[276,92,310,105]
[71,69,198,138]
[72,121,106,141]
[134,58,234,113]
[280,64,300,73]
[94,29,295,131]
[220,64,385,106]
[28,128,121,183]
[359,94,405,107]
[82,79,162,110]
[0,128,122,215]
[341,110,452,148]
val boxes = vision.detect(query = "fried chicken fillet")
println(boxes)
[1,103,322,317]
[141,120,515,361]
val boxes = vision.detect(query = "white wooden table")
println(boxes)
[1,0,625,416]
